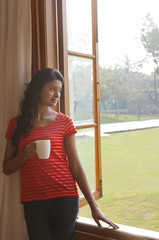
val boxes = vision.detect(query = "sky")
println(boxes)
[98,0,159,74]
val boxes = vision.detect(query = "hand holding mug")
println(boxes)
[23,142,36,159]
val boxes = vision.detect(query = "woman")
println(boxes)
[3,68,118,240]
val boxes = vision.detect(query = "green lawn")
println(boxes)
[100,113,159,124]
[78,128,159,232]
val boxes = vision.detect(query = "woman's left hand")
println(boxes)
[91,207,119,230]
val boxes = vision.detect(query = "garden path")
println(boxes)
[101,119,159,135]
[76,119,159,137]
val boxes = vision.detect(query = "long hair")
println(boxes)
[11,68,64,146]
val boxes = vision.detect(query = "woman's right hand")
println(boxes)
[23,142,36,159]
[3,140,36,175]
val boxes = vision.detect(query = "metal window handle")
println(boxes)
[97,81,102,101]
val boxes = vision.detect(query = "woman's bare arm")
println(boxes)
[64,134,119,229]
[3,139,36,175]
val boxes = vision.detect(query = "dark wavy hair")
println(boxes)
[11,68,64,146]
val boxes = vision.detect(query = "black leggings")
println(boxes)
[23,196,79,240]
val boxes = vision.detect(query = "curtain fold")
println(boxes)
[0,0,31,239]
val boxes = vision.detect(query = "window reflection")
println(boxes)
[68,56,94,124]
[76,128,96,194]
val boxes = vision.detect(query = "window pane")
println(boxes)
[76,128,96,195]
[68,55,94,124]
[66,0,92,54]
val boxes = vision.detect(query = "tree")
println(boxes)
[141,13,159,115]
[100,68,114,117]
[100,66,128,119]
[141,13,159,66]
[130,91,146,120]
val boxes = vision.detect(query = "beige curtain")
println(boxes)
[0,0,31,239]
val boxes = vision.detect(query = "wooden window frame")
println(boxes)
[31,0,47,75]
[57,0,102,207]
[31,0,58,74]
[71,217,159,240]
[31,0,59,111]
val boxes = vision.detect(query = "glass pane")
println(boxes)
[68,55,94,124]
[66,0,92,54]
[76,128,96,195]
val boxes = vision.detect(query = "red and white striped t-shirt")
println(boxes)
[5,112,79,202]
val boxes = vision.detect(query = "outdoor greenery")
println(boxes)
[78,128,159,232]
[99,65,159,120]
[141,13,159,68]
[100,113,159,124]
[99,13,159,120]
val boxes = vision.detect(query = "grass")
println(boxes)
[78,128,159,232]
[100,113,159,124]
[76,133,96,195]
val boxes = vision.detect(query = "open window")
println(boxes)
[57,0,102,206]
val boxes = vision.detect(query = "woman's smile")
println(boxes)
[51,98,58,104]
[39,80,62,107]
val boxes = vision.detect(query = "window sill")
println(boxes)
[71,217,159,240]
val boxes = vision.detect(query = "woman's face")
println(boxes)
[38,80,62,107]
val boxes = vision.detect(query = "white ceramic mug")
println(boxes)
[35,140,51,159]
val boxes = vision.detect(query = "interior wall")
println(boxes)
[0,0,31,239]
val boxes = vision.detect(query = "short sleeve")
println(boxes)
[5,116,18,139]
[64,115,77,138]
